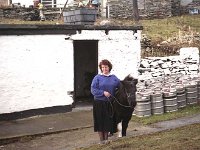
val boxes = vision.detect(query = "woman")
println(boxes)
[91,59,120,144]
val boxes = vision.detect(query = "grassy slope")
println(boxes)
[81,123,200,150]
[141,15,200,40]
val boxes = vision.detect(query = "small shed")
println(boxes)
[0,24,143,120]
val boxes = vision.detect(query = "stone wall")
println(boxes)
[108,0,172,19]
[0,7,60,21]
[2,8,40,21]
[138,47,199,80]
[107,0,199,19]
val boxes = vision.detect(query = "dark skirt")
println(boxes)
[93,100,113,132]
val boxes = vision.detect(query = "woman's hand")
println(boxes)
[104,91,111,97]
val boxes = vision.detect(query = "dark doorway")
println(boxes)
[73,40,98,102]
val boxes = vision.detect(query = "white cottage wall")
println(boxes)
[0,35,74,114]
[0,30,141,114]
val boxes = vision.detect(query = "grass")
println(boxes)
[132,104,200,125]
[80,123,200,150]
[141,15,200,41]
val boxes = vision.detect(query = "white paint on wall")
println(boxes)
[0,35,74,114]
[0,30,141,114]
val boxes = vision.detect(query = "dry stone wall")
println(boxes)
[107,0,199,19]
[108,0,172,19]
[0,7,60,21]
[1,8,40,20]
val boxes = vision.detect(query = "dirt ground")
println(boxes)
[0,113,200,150]
[0,121,141,150]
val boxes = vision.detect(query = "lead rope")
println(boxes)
[107,98,114,118]
[110,95,132,108]
[107,94,132,118]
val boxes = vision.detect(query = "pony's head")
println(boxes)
[121,75,138,108]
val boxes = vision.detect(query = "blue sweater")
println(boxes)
[91,74,120,101]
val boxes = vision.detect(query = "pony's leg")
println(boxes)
[117,122,122,137]
[122,120,129,136]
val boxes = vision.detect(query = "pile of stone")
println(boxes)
[3,8,39,21]
[138,47,199,80]
[134,47,200,117]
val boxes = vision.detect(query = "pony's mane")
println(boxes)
[123,74,134,81]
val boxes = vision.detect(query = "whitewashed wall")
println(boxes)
[0,30,141,114]
[0,35,74,114]
[71,30,141,80]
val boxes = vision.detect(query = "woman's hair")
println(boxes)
[99,59,112,72]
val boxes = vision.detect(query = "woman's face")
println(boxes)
[101,65,110,75]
